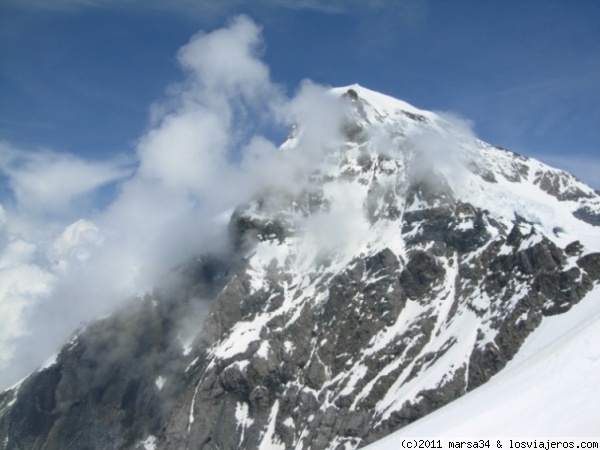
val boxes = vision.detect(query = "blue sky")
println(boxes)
[1,1,599,189]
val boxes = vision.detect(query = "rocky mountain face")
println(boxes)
[1,85,599,449]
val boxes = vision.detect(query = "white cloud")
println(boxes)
[0,142,132,218]
[300,180,371,262]
[177,15,271,99]
[137,108,230,195]
[399,111,476,192]
[0,15,350,389]
[48,219,102,274]
[0,215,57,375]
[0,263,55,369]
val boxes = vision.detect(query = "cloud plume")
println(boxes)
[0,15,348,389]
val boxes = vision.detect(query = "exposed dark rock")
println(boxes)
[344,89,359,101]
[535,170,593,201]
[1,299,176,450]
[565,240,584,256]
[573,206,600,226]
[467,342,507,390]
[578,253,600,281]
[401,111,428,123]
[230,209,290,251]
[400,251,445,300]
[363,366,466,446]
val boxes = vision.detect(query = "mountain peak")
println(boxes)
[333,84,428,114]
[1,84,600,449]
[332,84,437,127]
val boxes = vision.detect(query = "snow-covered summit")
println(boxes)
[332,84,438,125]
[329,85,600,250]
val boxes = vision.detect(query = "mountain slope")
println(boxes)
[1,85,599,449]
[365,288,600,442]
